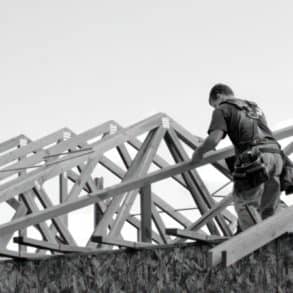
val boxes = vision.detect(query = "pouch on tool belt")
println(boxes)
[280,152,293,195]
[233,148,269,191]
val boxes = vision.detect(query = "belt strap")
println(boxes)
[258,147,281,154]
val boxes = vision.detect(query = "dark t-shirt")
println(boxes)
[208,98,275,153]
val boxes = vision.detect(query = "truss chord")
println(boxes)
[43,147,93,158]
[0,150,94,174]
[0,164,45,172]
[211,181,233,196]
[46,150,95,166]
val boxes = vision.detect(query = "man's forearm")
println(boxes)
[192,130,224,162]
[196,136,218,156]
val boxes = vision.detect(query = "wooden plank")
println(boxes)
[100,144,194,242]
[58,136,68,227]
[116,144,132,169]
[114,122,187,189]
[0,200,28,249]
[166,129,234,235]
[0,125,292,238]
[108,127,166,238]
[67,170,91,193]
[151,202,170,244]
[129,138,187,187]
[13,236,61,252]
[165,130,220,235]
[64,156,100,202]
[0,147,244,236]
[170,117,233,179]
[169,118,204,149]
[69,130,109,212]
[0,129,66,168]
[166,228,230,244]
[208,205,293,267]
[90,128,163,241]
[184,194,233,234]
[99,154,193,228]
[189,170,233,235]
[127,216,163,244]
[0,122,111,182]
[140,184,152,242]
[0,135,24,154]
[0,114,163,204]
[66,169,107,212]
[59,172,68,226]
[20,191,57,244]
[70,131,109,214]
[86,155,164,244]
[0,191,64,251]
[33,188,77,245]
[17,141,28,254]
[13,236,93,253]
[166,127,236,227]
[91,236,151,249]
[152,194,191,228]
[94,177,104,227]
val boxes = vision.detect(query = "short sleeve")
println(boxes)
[207,108,228,137]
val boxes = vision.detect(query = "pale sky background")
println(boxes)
[0,0,293,141]
[1,1,293,248]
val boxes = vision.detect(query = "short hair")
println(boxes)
[209,84,234,105]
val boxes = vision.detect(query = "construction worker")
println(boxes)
[192,84,283,231]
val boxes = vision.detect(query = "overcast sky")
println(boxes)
[1,1,293,246]
[0,0,292,141]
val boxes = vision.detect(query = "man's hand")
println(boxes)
[191,130,224,164]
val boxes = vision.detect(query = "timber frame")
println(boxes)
[0,113,292,267]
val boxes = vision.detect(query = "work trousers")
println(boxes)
[233,146,283,231]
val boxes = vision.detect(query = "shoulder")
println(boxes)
[210,107,227,122]
[217,103,233,116]
[219,98,254,113]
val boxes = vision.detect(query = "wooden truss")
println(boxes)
[0,113,292,266]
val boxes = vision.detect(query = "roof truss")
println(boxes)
[0,114,291,262]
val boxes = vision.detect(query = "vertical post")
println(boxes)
[59,134,69,227]
[18,138,28,254]
[140,184,152,242]
[59,171,68,226]
[94,177,104,227]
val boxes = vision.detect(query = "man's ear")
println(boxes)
[215,93,222,100]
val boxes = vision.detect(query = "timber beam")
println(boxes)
[91,236,152,249]
[13,236,94,253]
[166,228,230,244]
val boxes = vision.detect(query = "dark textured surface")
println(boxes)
[0,235,293,292]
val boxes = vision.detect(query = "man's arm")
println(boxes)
[192,129,224,162]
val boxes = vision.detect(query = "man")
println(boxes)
[192,84,283,231]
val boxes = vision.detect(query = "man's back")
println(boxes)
[209,98,276,153]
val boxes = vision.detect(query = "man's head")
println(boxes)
[209,83,234,108]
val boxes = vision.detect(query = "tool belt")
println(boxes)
[280,152,293,195]
[259,146,293,195]
[233,148,270,192]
